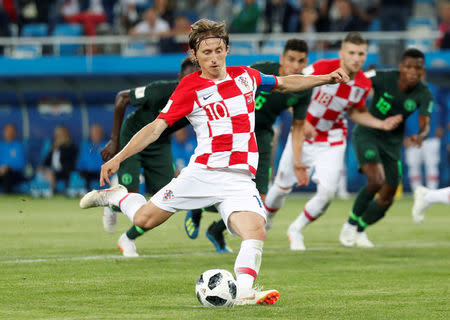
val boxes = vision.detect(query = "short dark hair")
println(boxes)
[402,48,425,61]
[180,56,195,72]
[343,32,367,45]
[283,39,308,54]
[188,19,229,53]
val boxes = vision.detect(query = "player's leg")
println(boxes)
[413,186,450,223]
[288,143,344,250]
[340,135,384,247]
[423,138,440,190]
[264,134,302,229]
[405,145,422,191]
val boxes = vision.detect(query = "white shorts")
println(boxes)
[274,132,346,193]
[150,165,266,235]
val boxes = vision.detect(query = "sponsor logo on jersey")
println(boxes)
[383,92,394,99]
[163,189,174,201]
[203,93,213,100]
[404,99,417,112]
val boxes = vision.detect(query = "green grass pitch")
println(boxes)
[0,195,448,319]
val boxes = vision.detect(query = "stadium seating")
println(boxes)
[13,24,49,58]
[52,24,83,56]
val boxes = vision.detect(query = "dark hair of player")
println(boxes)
[402,48,425,61]
[180,57,195,72]
[342,32,367,45]
[283,39,308,54]
[188,19,229,54]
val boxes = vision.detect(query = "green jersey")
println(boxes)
[125,80,189,150]
[250,61,312,152]
[356,70,433,144]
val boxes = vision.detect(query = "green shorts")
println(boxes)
[352,126,402,187]
[118,124,174,193]
[254,150,271,194]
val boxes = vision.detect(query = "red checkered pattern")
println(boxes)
[303,59,372,145]
[158,66,271,177]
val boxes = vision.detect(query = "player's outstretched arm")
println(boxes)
[101,90,130,161]
[291,119,309,186]
[348,107,403,131]
[99,118,168,186]
[274,68,349,93]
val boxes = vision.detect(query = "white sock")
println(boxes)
[291,211,312,231]
[118,193,147,222]
[265,184,291,212]
[293,185,333,231]
[234,239,263,297]
[424,187,450,205]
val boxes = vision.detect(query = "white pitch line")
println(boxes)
[1,241,449,265]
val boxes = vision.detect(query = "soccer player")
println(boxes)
[184,39,313,252]
[412,186,450,224]
[100,57,198,256]
[263,32,403,250]
[80,19,349,305]
[339,48,433,247]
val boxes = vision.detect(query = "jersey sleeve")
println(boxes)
[129,84,152,107]
[291,89,312,120]
[244,66,278,92]
[353,83,372,110]
[157,79,195,127]
[418,86,434,117]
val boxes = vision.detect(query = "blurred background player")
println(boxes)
[404,87,443,191]
[183,38,313,253]
[264,32,402,251]
[0,123,25,193]
[412,186,450,224]
[100,57,197,256]
[340,48,434,248]
[171,126,196,177]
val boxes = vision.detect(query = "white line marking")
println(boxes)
[1,241,449,265]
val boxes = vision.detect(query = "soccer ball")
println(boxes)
[195,269,237,307]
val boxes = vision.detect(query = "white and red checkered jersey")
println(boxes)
[302,59,372,145]
[158,66,277,177]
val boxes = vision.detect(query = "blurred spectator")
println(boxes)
[316,0,332,32]
[296,7,318,49]
[118,0,147,32]
[62,0,108,36]
[128,8,170,36]
[0,124,25,194]
[17,0,52,33]
[229,0,260,33]
[171,127,196,176]
[77,124,107,190]
[195,0,233,26]
[350,0,378,30]
[264,0,299,33]
[37,126,77,194]
[438,1,450,49]
[153,0,175,27]
[378,0,412,31]
[329,0,365,32]
[159,14,191,52]
[0,0,16,37]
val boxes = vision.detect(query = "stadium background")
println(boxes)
[0,0,449,195]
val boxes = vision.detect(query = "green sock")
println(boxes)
[357,200,387,232]
[348,186,376,226]
[126,225,148,240]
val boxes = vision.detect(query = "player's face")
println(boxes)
[339,42,367,75]
[194,38,228,80]
[398,57,425,87]
[279,50,308,76]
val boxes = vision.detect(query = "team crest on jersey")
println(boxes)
[162,189,174,201]
[404,99,417,112]
[237,76,250,90]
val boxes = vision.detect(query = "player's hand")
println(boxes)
[328,68,350,84]
[294,161,310,187]
[101,140,120,162]
[303,120,317,140]
[382,114,403,131]
[406,134,423,147]
[99,158,120,187]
